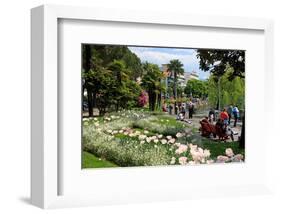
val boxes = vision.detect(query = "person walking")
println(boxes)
[188,101,194,119]
[180,104,186,119]
[233,106,239,127]
[168,104,173,115]
[220,108,229,127]
[227,105,233,125]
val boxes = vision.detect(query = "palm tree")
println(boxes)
[167,59,184,113]
[141,62,164,111]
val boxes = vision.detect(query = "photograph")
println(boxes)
[81,44,245,169]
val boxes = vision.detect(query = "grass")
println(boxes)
[82,151,118,168]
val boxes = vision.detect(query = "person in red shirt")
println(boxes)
[220,109,229,125]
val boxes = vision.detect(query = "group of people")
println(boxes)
[208,105,240,127]
[176,101,195,121]
[162,101,195,121]
[200,105,240,141]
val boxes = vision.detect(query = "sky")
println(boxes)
[128,46,210,80]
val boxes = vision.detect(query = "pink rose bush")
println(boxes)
[138,91,148,107]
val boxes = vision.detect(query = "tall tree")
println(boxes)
[141,62,164,111]
[167,59,184,112]
[82,45,94,117]
[197,49,245,148]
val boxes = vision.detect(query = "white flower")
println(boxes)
[167,136,172,140]
[83,118,89,121]
[203,149,211,158]
[94,118,98,121]
[144,130,149,134]
[206,160,214,164]
[94,122,99,127]
[146,137,151,143]
[176,132,184,138]
[112,130,118,134]
[179,157,188,165]
[225,148,234,157]
[153,139,159,143]
[140,140,145,144]
[157,134,163,139]
[189,143,198,150]
[107,129,113,134]
[119,130,124,133]
[135,130,141,135]
[161,139,168,144]
[154,145,158,148]
[170,157,176,165]
[138,135,147,140]
[168,138,176,144]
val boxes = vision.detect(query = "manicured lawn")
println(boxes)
[82,151,118,168]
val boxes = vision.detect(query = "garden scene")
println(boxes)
[82,45,245,168]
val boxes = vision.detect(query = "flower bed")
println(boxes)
[82,110,244,167]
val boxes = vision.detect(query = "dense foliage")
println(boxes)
[82,45,143,116]
[208,70,245,110]
[184,79,208,98]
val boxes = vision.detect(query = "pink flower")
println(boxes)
[138,91,148,107]
[179,157,188,165]
[168,138,176,144]
[216,155,230,163]
[175,144,188,154]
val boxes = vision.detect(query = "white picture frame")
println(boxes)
[31,4,274,209]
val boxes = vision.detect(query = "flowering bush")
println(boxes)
[138,91,148,107]
[83,110,244,167]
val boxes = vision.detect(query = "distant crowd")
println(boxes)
[162,101,195,120]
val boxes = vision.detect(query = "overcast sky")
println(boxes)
[128,46,210,80]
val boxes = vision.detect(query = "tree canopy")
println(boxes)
[197,49,245,80]
[184,79,208,99]
[82,45,143,115]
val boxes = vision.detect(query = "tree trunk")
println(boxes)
[84,45,93,117]
[174,72,177,114]
[87,87,93,117]
[239,114,245,149]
